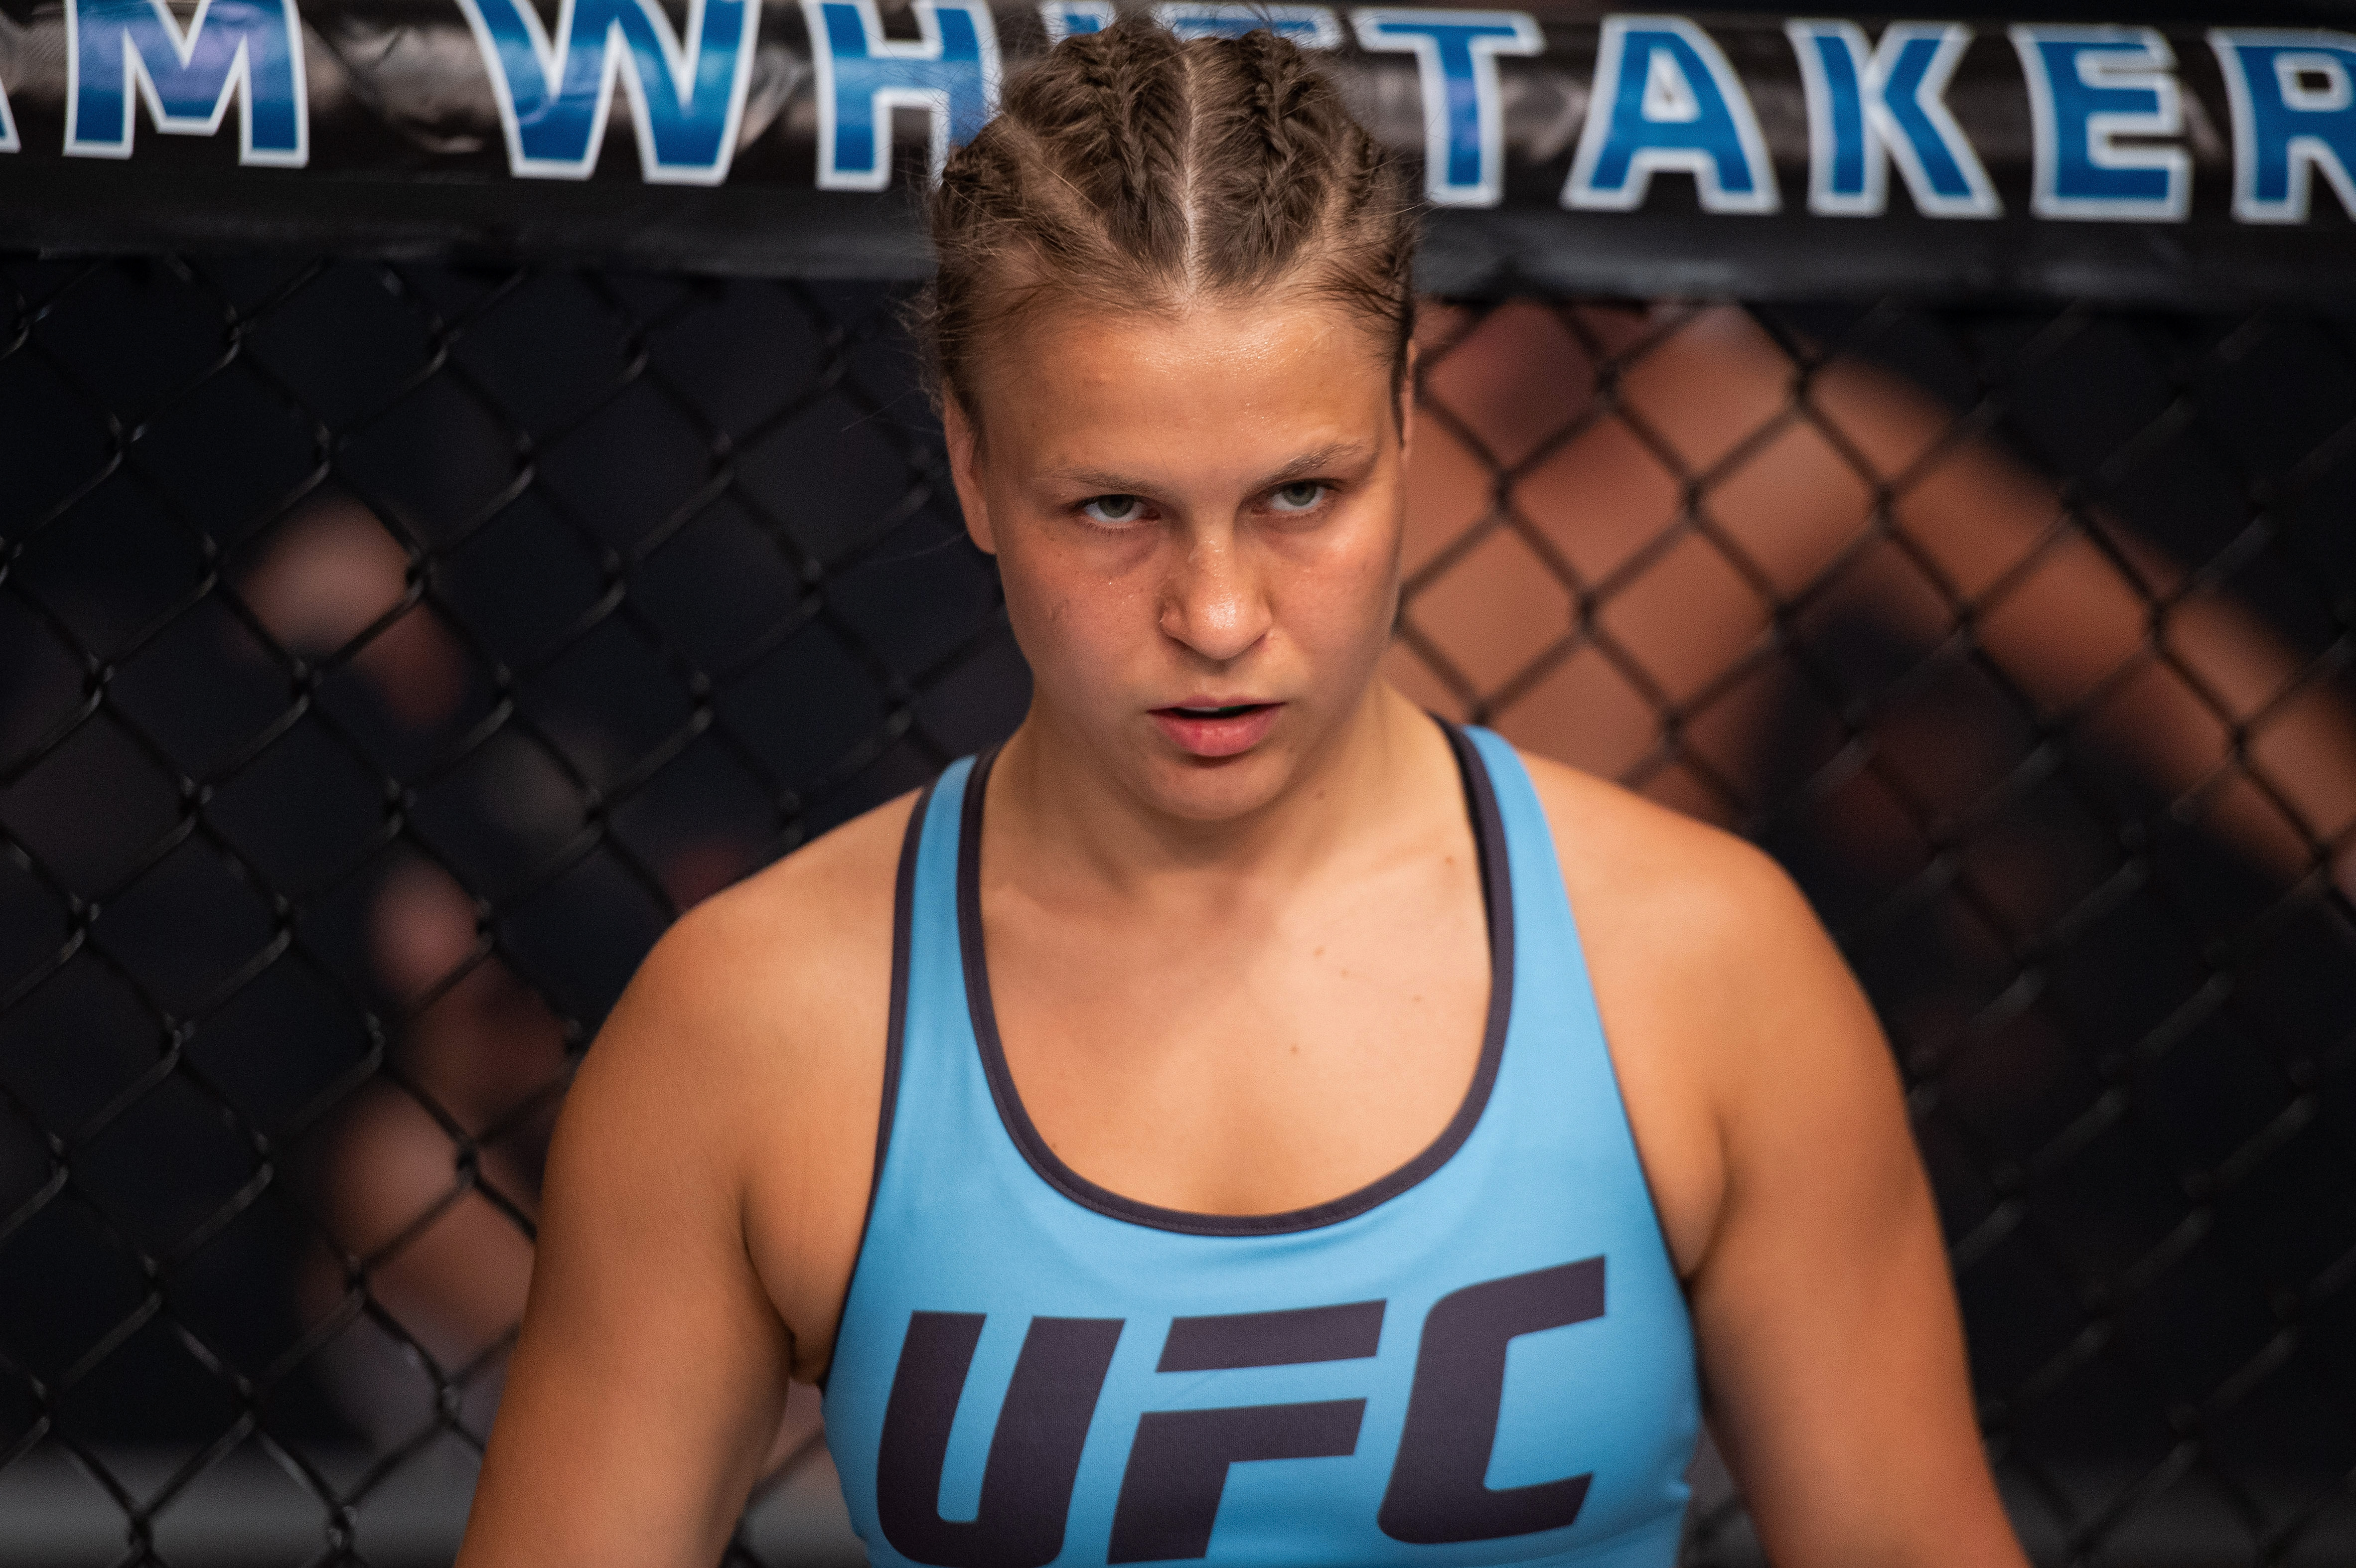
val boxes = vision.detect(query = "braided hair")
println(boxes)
[919,15,1416,429]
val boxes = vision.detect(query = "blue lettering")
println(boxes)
[64,0,306,165]
[1040,2,1336,48]
[1785,20,1997,218]
[1353,9,1542,207]
[1038,0,1113,45]
[455,0,756,183]
[1564,14,1777,214]
[806,0,1000,191]
[1151,3,1340,49]
[2210,29,2356,224]
[2010,24,2189,221]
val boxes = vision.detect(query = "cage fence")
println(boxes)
[1,250,2355,1568]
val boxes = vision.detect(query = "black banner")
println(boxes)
[0,0,2351,298]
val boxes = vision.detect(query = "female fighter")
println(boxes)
[456,20,2030,1568]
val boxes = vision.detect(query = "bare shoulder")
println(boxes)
[561,788,923,1180]
[1512,750,1890,1275]
[1514,750,1824,994]
[638,790,919,1027]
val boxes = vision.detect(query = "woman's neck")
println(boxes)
[985,683,1459,907]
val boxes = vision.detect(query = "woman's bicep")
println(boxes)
[455,937,795,1568]
[1685,883,2026,1568]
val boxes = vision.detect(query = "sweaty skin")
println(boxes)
[455,295,2030,1568]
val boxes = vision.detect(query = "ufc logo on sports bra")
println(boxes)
[876,1257,1605,1568]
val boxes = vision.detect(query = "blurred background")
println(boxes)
[2,251,2354,1565]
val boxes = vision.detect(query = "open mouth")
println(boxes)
[1164,703,1269,719]
[1150,701,1282,757]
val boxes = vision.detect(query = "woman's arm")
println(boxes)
[1683,847,2026,1567]
[1542,758,2027,1567]
[453,798,906,1568]
[452,923,798,1568]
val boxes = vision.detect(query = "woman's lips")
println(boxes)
[1149,702,1282,758]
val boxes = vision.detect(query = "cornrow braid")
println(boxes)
[1194,29,1340,280]
[918,12,1416,429]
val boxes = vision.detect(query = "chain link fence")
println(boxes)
[2,253,2353,1567]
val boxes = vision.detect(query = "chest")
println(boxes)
[815,740,1706,1567]
[979,848,1491,1218]
[824,933,1702,1568]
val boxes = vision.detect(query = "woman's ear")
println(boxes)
[943,394,996,556]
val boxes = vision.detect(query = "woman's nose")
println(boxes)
[1159,530,1272,665]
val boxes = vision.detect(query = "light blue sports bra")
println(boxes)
[822,724,1700,1568]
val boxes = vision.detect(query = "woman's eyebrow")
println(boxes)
[1046,442,1375,495]
[1048,468,1162,494]
[1260,441,1375,485]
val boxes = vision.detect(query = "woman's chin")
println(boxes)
[1124,733,1305,823]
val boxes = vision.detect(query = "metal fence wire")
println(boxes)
[1,253,2354,1568]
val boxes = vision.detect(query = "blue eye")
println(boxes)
[1269,482,1325,512]
[1082,494,1144,524]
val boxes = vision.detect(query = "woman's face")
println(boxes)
[946,293,1410,822]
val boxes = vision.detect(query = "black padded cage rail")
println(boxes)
[1,0,2355,297]
[3,1,2356,1567]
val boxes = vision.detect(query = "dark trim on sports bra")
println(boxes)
[953,720,1517,1236]
[826,776,939,1395]
[871,777,937,1230]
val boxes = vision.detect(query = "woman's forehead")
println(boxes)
[971,294,1397,466]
